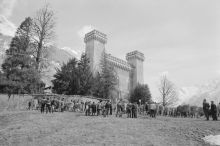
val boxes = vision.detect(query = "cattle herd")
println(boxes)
[27,95,220,121]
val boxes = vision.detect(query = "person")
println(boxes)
[134,102,138,118]
[116,102,121,117]
[88,102,93,116]
[97,102,101,116]
[51,98,55,113]
[203,99,210,120]
[149,102,157,118]
[46,98,51,114]
[217,102,220,117]
[28,100,32,110]
[102,101,107,117]
[131,103,136,118]
[92,102,96,116]
[126,103,132,118]
[145,103,149,115]
[33,98,38,110]
[85,101,89,116]
[105,101,109,116]
[210,101,218,121]
[109,102,112,115]
[41,97,46,113]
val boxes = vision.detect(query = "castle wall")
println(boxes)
[113,66,130,100]
[105,53,132,100]
[136,60,144,85]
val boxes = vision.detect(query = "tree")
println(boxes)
[130,84,152,104]
[98,58,117,99]
[1,17,45,95]
[158,75,178,107]
[77,53,93,95]
[91,72,103,98]
[52,58,78,95]
[32,4,55,72]
[52,54,117,98]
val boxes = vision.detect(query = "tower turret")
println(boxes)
[84,30,107,75]
[126,50,145,90]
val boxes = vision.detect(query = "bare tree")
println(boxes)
[32,4,55,72]
[158,75,178,107]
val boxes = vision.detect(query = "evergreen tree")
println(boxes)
[91,72,103,98]
[77,53,93,95]
[130,84,152,104]
[52,58,78,95]
[1,17,44,95]
[92,58,117,99]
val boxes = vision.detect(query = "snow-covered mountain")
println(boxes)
[42,46,81,86]
[178,79,220,106]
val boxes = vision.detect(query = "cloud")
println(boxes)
[0,15,16,36]
[60,47,82,59]
[0,0,17,18]
[77,25,95,39]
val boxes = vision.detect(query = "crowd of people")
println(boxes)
[84,101,112,117]
[28,96,65,114]
[83,101,157,119]
[28,95,220,121]
[203,99,219,121]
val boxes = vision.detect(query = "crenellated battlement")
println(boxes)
[126,50,145,61]
[105,53,133,71]
[84,29,107,44]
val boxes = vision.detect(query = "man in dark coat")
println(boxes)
[46,98,51,114]
[203,99,210,120]
[92,102,96,116]
[109,102,112,115]
[41,97,46,113]
[131,103,136,118]
[97,102,101,116]
[28,101,32,110]
[210,101,218,121]
[134,103,138,118]
[145,103,149,115]
[126,103,131,118]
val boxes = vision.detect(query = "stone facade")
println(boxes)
[84,30,145,101]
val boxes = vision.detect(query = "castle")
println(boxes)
[84,30,145,101]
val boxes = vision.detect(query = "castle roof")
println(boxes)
[126,50,145,61]
[84,29,107,44]
[105,53,133,71]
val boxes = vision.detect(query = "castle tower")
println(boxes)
[84,30,107,75]
[126,50,145,90]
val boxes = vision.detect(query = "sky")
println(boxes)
[0,0,220,99]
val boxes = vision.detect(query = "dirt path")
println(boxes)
[0,111,219,146]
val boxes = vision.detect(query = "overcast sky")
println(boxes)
[1,0,220,99]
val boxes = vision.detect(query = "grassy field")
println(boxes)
[0,95,220,146]
[0,110,220,146]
